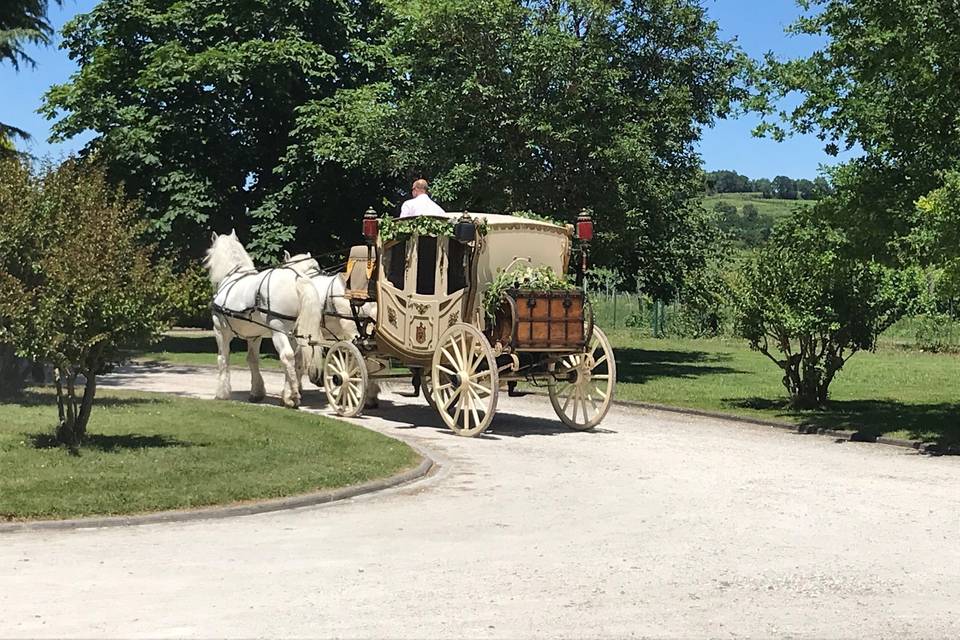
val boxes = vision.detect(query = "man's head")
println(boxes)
[411,179,428,197]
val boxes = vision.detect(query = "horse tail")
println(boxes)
[294,275,323,348]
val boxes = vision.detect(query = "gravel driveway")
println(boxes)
[2,363,959,639]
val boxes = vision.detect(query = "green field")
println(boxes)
[137,330,282,368]
[0,388,419,520]
[702,192,815,219]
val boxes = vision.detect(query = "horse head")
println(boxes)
[282,251,321,277]
[205,229,254,285]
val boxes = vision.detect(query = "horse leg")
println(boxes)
[294,346,304,395]
[272,332,300,409]
[213,315,233,400]
[365,380,380,409]
[247,337,265,402]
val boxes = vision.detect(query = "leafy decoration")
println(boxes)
[379,215,488,244]
[511,210,563,226]
[482,265,574,318]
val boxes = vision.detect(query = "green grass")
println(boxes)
[136,331,281,368]
[0,388,419,520]
[606,330,960,448]
[702,192,815,219]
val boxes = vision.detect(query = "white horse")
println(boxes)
[205,232,322,408]
[281,251,380,406]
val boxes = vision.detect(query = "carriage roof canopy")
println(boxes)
[420,212,573,283]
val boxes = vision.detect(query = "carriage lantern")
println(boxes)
[576,209,594,242]
[453,213,477,243]
[362,208,378,244]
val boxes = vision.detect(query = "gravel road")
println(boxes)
[2,363,959,639]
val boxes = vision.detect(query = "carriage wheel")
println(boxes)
[548,326,616,430]
[431,323,499,437]
[323,341,368,417]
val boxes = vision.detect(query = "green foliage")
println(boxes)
[0,157,174,445]
[482,264,573,319]
[286,0,746,299]
[510,210,563,226]
[378,214,489,245]
[41,0,376,259]
[734,209,923,408]
[379,215,455,244]
[753,0,960,261]
[163,263,214,328]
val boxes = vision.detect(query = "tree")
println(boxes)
[771,175,797,200]
[0,157,173,446]
[751,177,773,198]
[795,178,816,200]
[735,209,921,408]
[282,0,746,298]
[754,0,960,259]
[42,0,377,259]
[0,0,60,147]
[707,170,751,193]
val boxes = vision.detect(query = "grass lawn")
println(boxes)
[0,388,419,520]
[136,330,281,369]
[607,329,960,447]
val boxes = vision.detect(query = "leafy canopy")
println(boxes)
[753,0,960,259]
[287,0,745,296]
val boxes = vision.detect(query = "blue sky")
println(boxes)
[1,0,850,179]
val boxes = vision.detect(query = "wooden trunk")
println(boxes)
[492,289,586,350]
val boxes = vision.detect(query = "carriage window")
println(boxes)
[416,236,438,295]
[385,242,406,289]
[447,239,467,294]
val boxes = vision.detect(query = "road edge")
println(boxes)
[0,442,436,533]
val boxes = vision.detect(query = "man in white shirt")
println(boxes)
[399,178,446,218]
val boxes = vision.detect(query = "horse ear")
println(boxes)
[211,231,218,242]
[230,228,237,237]
[283,250,291,261]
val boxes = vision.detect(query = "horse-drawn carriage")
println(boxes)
[313,210,617,437]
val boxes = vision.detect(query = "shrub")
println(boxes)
[0,157,174,446]
[735,209,922,408]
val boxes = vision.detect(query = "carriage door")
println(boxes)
[404,235,469,355]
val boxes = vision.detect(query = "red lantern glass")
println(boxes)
[576,213,593,242]
[362,211,378,242]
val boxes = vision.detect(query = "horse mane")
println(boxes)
[204,232,255,285]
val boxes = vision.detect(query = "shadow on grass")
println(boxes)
[729,397,960,450]
[615,347,742,384]
[149,334,279,357]
[1,390,165,409]
[26,432,195,452]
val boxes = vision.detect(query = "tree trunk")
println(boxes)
[76,371,97,439]
[56,369,80,447]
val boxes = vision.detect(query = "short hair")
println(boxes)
[412,179,429,192]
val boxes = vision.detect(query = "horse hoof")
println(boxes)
[215,393,231,401]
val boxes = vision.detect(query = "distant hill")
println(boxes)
[701,192,816,248]
[702,192,815,219]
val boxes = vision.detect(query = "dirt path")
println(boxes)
[2,363,959,639]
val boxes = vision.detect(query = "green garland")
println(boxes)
[379,215,488,244]
[510,210,564,226]
[482,264,575,318]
